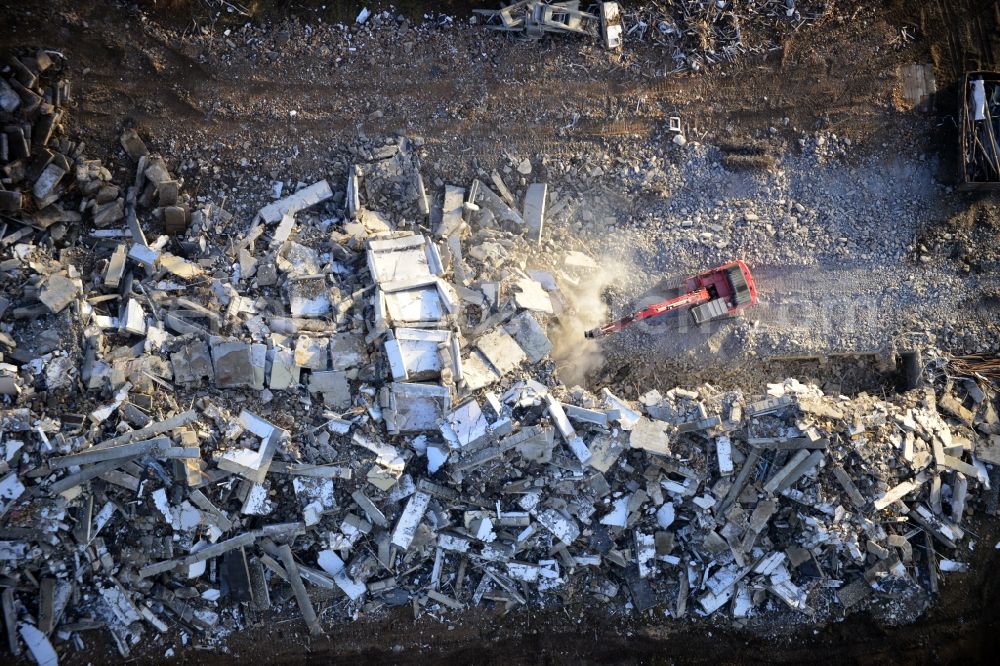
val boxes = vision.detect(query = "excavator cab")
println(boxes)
[688,261,758,324]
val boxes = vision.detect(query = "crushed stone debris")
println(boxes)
[1,36,1000,664]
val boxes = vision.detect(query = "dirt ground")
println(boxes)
[3,0,1000,663]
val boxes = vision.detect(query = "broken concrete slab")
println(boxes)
[391,490,431,550]
[171,341,213,385]
[440,394,511,450]
[437,185,466,237]
[211,342,255,389]
[103,244,127,289]
[0,472,26,515]
[288,278,331,318]
[461,350,503,391]
[32,163,65,200]
[38,274,79,313]
[522,182,547,242]
[476,327,527,376]
[471,178,524,231]
[257,179,332,225]
[380,278,456,326]
[873,480,918,511]
[119,128,148,159]
[384,382,451,433]
[268,348,300,390]
[628,418,671,456]
[762,450,811,494]
[18,622,57,666]
[216,414,284,484]
[0,78,21,113]
[329,332,365,371]
[512,276,553,314]
[587,432,628,472]
[92,198,124,227]
[506,424,554,463]
[309,371,352,410]
[159,253,203,279]
[366,234,442,285]
[119,298,146,336]
[128,243,159,272]
[535,508,580,545]
[294,336,329,370]
[502,311,552,363]
[385,328,451,382]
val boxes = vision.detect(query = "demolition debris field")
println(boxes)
[2,1,1000,665]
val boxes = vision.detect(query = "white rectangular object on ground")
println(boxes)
[391,490,431,549]
[384,328,451,382]
[257,180,332,224]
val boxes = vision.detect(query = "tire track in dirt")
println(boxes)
[924,0,1000,82]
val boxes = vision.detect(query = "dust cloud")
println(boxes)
[550,258,631,387]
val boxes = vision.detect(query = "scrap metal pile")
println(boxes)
[2,56,1000,665]
[476,1,832,69]
[962,73,1000,186]
[621,0,834,69]
[475,1,624,50]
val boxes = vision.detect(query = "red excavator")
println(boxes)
[585,260,759,338]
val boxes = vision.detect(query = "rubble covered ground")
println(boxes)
[2,0,1000,664]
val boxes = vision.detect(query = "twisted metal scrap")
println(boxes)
[620,0,832,70]
[949,354,1000,387]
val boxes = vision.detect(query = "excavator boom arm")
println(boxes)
[585,288,711,338]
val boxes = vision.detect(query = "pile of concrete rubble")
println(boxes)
[2,55,1000,665]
